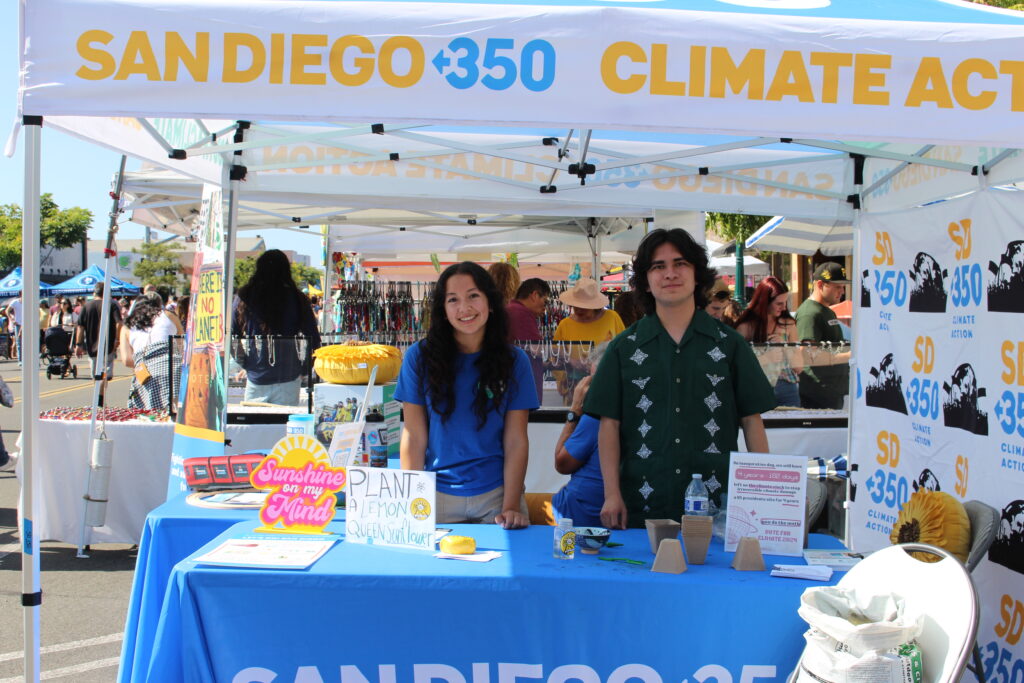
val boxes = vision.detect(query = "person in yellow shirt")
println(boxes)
[552,278,625,405]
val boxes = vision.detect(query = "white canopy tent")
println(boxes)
[745,216,854,256]
[13,0,1024,679]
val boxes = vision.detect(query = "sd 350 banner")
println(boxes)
[851,188,1024,678]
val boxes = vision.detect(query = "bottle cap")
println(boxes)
[557,518,573,526]
[693,473,703,480]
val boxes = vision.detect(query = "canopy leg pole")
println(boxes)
[20,114,43,683]
[222,121,247,419]
[77,154,126,559]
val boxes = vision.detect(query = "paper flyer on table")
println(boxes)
[802,549,866,572]
[725,452,807,557]
[195,536,337,569]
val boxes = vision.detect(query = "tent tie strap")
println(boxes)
[22,591,42,607]
[103,248,117,258]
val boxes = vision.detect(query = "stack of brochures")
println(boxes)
[802,549,865,572]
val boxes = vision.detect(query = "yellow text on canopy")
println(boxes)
[75,30,424,87]
[600,44,1024,112]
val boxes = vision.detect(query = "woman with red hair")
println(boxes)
[733,276,803,407]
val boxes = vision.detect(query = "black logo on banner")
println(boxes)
[912,468,941,492]
[860,270,871,308]
[941,363,989,435]
[908,252,948,313]
[987,240,1024,313]
[865,353,908,414]
[990,499,1024,574]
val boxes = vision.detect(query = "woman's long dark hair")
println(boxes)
[732,276,793,342]
[420,262,516,427]
[236,249,304,333]
[630,229,717,314]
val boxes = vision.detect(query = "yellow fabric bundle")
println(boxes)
[313,342,402,385]
[890,489,971,563]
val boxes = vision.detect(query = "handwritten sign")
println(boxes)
[725,452,807,557]
[193,266,224,346]
[250,435,347,535]
[345,467,436,551]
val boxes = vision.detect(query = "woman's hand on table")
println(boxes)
[601,495,628,530]
[495,509,528,529]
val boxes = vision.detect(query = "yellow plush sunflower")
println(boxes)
[313,341,402,385]
[890,489,971,563]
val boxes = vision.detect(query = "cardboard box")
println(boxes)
[312,382,400,461]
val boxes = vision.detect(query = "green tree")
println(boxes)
[291,263,323,291]
[705,212,770,306]
[233,256,257,291]
[132,241,184,290]
[0,193,93,271]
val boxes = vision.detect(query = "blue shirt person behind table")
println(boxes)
[395,261,538,529]
[549,341,611,528]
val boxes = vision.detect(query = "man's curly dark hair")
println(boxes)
[629,228,717,314]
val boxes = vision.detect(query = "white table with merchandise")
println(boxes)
[18,415,288,545]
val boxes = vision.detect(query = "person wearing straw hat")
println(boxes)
[552,278,624,404]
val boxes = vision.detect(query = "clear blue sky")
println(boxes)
[0,9,324,270]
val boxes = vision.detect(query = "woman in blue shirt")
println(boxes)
[396,262,538,528]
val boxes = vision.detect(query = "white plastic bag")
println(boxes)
[793,586,924,683]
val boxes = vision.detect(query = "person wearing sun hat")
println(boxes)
[795,261,852,409]
[552,278,625,404]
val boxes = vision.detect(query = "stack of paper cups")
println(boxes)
[681,515,713,564]
[84,436,114,527]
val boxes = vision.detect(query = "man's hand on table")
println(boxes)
[601,495,628,530]
[495,509,528,529]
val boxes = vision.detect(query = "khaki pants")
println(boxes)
[436,487,529,524]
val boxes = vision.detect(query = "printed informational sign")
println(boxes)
[167,184,227,499]
[851,188,1024,677]
[250,435,347,535]
[345,467,436,551]
[725,452,806,557]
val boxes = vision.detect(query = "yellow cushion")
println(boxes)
[313,343,402,385]
[890,490,971,563]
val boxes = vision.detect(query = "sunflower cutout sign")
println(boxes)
[250,435,347,535]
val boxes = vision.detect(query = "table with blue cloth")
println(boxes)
[117,494,260,683]
[141,522,842,683]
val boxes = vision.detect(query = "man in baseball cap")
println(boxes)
[794,262,851,409]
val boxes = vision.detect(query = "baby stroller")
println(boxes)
[43,326,77,380]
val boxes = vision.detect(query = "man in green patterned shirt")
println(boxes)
[585,229,776,529]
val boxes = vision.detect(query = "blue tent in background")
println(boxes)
[0,267,52,297]
[48,265,140,297]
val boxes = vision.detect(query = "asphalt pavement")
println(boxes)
[0,356,137,682]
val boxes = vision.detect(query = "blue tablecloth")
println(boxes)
[142,523,842,683]
[118,495,260,683]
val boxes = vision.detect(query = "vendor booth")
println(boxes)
[13,0,1024,681]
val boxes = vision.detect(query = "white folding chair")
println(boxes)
[790,542,979,683]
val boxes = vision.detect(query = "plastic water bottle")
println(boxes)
[684,474,711,516]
